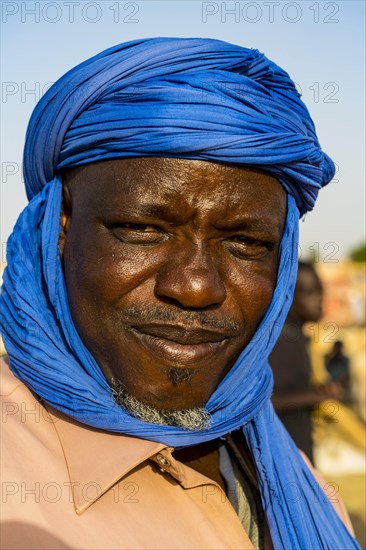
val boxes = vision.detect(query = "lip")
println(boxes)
[129,324,230,365]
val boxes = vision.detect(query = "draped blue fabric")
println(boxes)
[0,38,359,549]
[23,38,334,215]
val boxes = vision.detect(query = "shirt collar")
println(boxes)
[46,404,167,514]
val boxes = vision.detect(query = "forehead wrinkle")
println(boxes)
[112,163,193,201]
[66,159,286,233]
[100,177,284,237]
[176,180,282,234]
[214,188,286,232]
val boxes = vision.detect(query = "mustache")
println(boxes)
[122,305,241,333]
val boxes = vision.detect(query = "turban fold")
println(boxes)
[24,37,334,215]
[1,38,358,550]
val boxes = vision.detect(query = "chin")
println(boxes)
[111,378,212,430]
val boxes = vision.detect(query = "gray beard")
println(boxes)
[111,380,211,431]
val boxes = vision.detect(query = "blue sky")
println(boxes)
[1,0,365,260]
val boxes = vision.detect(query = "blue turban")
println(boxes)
[0,38,359,549]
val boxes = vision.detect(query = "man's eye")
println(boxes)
[123,223,156,232]
[226,236,275,258]
[110,223,164,244]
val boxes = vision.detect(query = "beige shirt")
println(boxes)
[0,356,353,550]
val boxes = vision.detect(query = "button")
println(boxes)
[156,453,170,467]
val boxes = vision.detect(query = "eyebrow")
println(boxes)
[104,202,283,236]
[104,202,193,225]
[137,204,189,224]
[213,216,281,234]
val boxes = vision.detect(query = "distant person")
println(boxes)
[325,340,352,403]
[269,261,342,463]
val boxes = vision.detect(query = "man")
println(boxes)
[325,340,352,402]
[270,261,343,462]
[0,38,359,549]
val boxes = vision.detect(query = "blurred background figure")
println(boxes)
[269,261,342,463]
[325,340,352,405]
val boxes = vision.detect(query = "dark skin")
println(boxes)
[60,158,286,411]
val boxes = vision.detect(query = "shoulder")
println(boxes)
[0,355,28,402]
[299,450,355,536]
[1,354,60,450]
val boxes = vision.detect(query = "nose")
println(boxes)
[154,243,227,309]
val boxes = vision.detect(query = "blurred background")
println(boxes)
[1,0,365,546]
[309,258,366,547]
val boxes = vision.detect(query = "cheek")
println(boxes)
[226,261,277,329]
[63,225,163,308]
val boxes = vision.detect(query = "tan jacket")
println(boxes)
[0,356,353,549]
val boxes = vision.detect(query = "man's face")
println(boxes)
[61,158,286,411]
